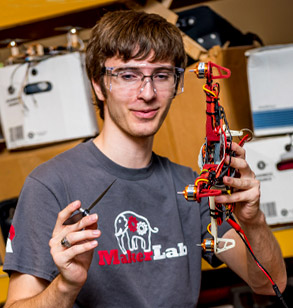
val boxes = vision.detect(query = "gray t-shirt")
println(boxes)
[4,140,231,307]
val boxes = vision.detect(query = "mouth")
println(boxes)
[131,108,159,119]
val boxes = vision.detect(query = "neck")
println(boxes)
[93,126,154,169]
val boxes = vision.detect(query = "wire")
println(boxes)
[203,84,218,98]
[9,63,24,87]
[227,215,288,308]
[238,133,250,147]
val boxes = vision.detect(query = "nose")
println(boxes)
[138,79,157,99]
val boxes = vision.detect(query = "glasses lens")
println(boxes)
[105,66,184,98]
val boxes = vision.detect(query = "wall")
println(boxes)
[176,0,293,46]
[1,0,292,172]
[153,0,293,171]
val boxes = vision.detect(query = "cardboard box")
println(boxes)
[245,135,293,225]
[246,44,293,137]
[0,52,98,149]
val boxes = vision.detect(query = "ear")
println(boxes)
[91,79,105,101]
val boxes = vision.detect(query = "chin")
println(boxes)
[130,128,158,138]
[132,131,156,138]
[129,122,160,138]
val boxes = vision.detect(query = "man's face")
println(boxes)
[93,55,177,139]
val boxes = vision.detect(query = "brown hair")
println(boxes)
[86,10,187,119]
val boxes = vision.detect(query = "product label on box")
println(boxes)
[245,135,293,225]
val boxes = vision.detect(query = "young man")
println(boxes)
[3,10,286,308]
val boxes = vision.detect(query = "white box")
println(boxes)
[0,52,98,149]
[245,135,293,225]
[246,44,293,137]
[0,116,4,143]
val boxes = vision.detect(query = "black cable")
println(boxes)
[229,214,289,308]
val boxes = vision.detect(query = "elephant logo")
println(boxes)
[114,211,159,254]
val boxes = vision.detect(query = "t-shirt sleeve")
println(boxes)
[200,197,232,267]
[3,175,61,282]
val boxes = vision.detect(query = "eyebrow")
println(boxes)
[111,65,175,73]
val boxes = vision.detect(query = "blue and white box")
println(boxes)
[246,44,293,136]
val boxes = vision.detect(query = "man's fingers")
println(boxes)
[53,203,99,243]
[56,213,98,241]
[50,213,99,255]
[229,142,246,159]
[54,200,81,232]
[52,240,98,269]
[225,154,255,178]
[215,188,257,204]
[61,229,101,248]
[215,177,260,204]
[63,240,98,259]
[223,176,258,190]
[73,213,99,232]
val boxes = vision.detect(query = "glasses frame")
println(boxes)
[103,65,185,98]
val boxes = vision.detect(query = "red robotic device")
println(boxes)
[178,62,288,308]
[179,61,251,253]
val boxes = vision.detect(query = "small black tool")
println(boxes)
[64,179,116,225]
